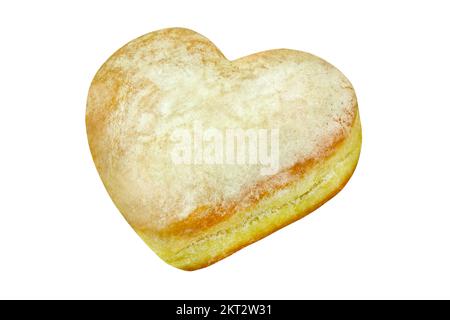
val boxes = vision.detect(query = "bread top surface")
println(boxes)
[86,28,357,232]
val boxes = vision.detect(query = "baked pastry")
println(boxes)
[86,28,362,270]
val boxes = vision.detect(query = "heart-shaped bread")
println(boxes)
[86,28,361,270]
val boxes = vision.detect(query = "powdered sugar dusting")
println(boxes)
[87,28,356,230]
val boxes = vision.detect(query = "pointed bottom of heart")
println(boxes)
[136,114,361,271]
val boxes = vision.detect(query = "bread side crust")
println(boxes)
[137,112,362,270]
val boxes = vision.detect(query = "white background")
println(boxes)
[1,0,449,299]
